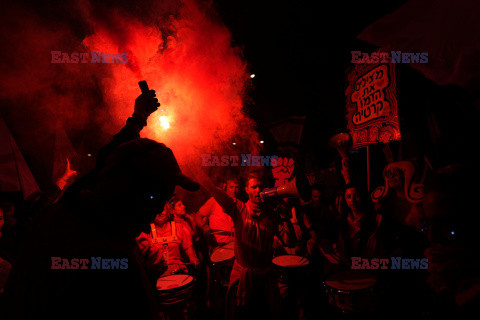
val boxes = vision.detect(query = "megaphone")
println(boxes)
[260,174,312,202]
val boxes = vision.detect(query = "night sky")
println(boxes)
[2,0,473,191]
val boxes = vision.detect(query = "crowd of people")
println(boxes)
[0,89,478,320]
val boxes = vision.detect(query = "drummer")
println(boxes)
[273,198,311,320]
[194,177,240,251]
[137,205,200,277]
[321,182,377,274]
[137,205,200,320]
[191,167,296,320]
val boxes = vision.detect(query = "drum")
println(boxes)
[156,274,195,309]
[210,242,235,287]
[272,255,310,284]
[323,271,378,313]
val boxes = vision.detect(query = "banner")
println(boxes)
[306,167,337,187]
[345,61,401,148]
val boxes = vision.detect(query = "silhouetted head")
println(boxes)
[95,138,200,236]
[423,163,476,247]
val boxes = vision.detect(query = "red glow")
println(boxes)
[0,0,258,178]
[81,0,258,162]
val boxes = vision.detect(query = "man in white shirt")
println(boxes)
[195,178,240,248]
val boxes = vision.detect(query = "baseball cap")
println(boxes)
[102,138,200,192]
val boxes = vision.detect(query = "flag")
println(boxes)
[0,116,39,199]
[357,0,480,91]
[267,116,306,146]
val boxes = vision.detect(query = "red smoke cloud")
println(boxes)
[81,0,258,161]
[0,0,259,188]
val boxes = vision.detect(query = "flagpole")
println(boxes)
[366,145,371,192]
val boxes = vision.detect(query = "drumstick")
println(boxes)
[298,253,309,264]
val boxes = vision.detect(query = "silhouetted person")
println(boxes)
[0,205,12,298]
[423,163,480,317]
[1,90,200,320]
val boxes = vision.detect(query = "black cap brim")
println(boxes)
[175,173,201,192]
